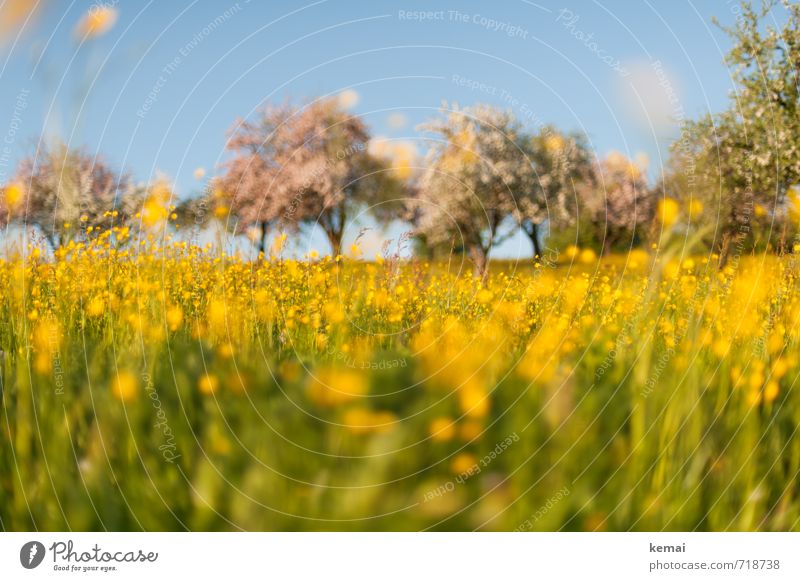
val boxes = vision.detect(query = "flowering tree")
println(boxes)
[366,138,418,226]
[220,98,399,255]
[667,0,800,261]
[583,151,653,254]
[517,126,594,258]
[415,104,535,275]
[11,142,135,247]
[283,98,395,256]
[215,102,296,252]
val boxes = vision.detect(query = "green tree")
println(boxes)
[669,0,800,261]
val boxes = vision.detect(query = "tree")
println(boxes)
[668,0,800,261]
[220,98,399,256]
[415,104,535,276]
[283,98,402,256]
[366,138,418,227]
[583,151,653,254]
[517,126,594,258]
[11,142,135,247]
[218,102,296,254]
[663,114,746,254]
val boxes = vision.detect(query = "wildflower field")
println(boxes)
[2,229,800,532]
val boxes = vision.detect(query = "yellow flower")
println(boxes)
[142,192,171,228]
[627,248,649,269]
[166,305,184,331]
[746,388,762,407]
[371,410,397,433]
[565,245,580,260]
[450,452,478,476]
[429,417,456,442]
[0,0,40,40]
[3,182,24,210]
[771,358,788,379]
[86,296,105,317]
[207,300,227,328]
[763,381,779,403]
[788,188,800,223]
[75,6,118,39]
[341,408,396,434]
[476,288,493,304]
[578,248,597,264]
[270,233,288,257]
[658,198,680,227]
[458,381,490,419]
[687,199,704,219]
[307,367,368,407]
[198,373,219,395]
[112,371,139,403]
[34,352,52,375]
[459,420,483,442]
[323,301,346,324]
[342,407,375,435]
[33,320,61,352]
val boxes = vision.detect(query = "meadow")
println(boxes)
[1,226,799,531]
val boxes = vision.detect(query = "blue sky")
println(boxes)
[0,0,762,257]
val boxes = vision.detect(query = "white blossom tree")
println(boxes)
[516,126,595,258]
[414,104,535,276]
[11,142,136,248]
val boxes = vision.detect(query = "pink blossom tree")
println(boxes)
[584,151,653,254]
[219,98,400,256]
[217,102,296,252]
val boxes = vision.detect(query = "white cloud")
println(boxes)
[618,61,681,136]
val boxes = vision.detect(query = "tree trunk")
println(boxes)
[718,232,731,268]
[469,245,489,280]
[602,234,614,256]
[526,223,543,260]
[327,230,343,257]
[778,220,788,255]
[257,221,269,256]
